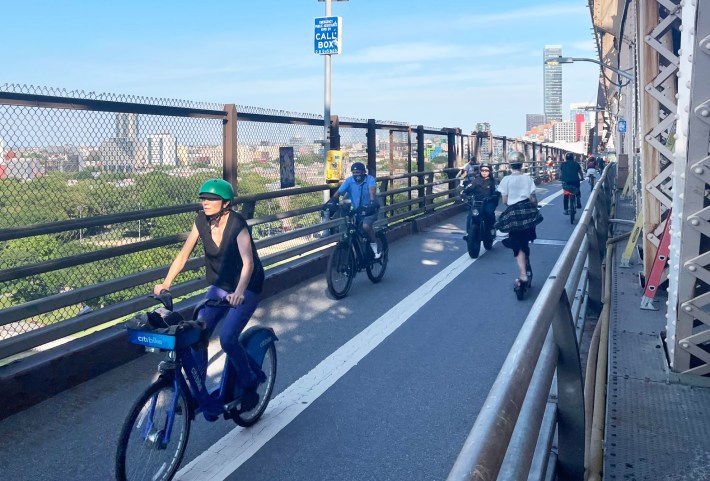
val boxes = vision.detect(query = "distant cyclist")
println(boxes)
[596,155,605,172]
[457,155,479,187]
[586,161,598,187]
[546,156,555,180]
[559,152,584,214]
[326,162,381,258]
[154,178,265,410]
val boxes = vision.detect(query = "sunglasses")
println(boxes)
[480,169,490,172]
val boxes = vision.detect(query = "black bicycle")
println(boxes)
[324,203,388,299]
[562,182,580,224]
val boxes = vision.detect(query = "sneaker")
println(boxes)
[370,243,381,259]
[374,249,382,260]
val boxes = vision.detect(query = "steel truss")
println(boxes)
[667,0,710,376]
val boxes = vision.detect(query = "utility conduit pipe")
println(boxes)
[586,241,614,481]
[583,309,601,468]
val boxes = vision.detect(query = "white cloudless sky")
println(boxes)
[3,0,600,136]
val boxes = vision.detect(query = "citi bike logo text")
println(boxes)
[191,367,203,387]
[137,335,165,346]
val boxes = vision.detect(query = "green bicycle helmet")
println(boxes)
[199,179,234,202]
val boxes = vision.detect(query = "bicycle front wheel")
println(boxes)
[366,231,388,283]
[467,223,481,258]
[116,379,191,481]
[327,241,355,299]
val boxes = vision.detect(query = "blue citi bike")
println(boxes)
[115,292,278,481]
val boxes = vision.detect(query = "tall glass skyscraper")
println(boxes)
[543,45,563,123]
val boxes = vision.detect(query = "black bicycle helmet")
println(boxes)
[479,162,491,170]
[351,162,366,172]
[565,152,575,161]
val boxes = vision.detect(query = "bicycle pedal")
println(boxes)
[158,360,178,373]
[223,398,240,413]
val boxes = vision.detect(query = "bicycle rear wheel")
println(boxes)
[366,231,388,283]
[570,199,576,224]
[234,343,277,427]
[327,241,355,299]
[116,378,190,481]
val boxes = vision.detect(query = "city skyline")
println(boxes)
[3,1,600,136]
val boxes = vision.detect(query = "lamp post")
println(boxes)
[545,56,634,155]
[544,56,635,81]
[137,202,142,241]
[76,204,87,243]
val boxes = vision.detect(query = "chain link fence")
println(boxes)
[0,83,566,357]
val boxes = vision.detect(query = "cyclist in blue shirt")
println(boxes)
[326,162,381,258]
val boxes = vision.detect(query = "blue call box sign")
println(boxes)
[314,16,342,55]
[618,119,627,133]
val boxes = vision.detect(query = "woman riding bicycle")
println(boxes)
[154,178,265,409]
[462,161,499,238]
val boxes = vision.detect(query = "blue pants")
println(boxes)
[482,200,497,228]
[195,285,261,389]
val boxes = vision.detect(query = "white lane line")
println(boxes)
[176,188,563,481]
[532,239,568,246]
[538,188,562,206]
[175,252,480,481]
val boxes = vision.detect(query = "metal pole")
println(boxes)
[323,0,332,203]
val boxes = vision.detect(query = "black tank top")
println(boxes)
[195,210,264,294]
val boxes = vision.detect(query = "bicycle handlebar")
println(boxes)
[150,290,174,311]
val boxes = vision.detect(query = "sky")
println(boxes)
[3,1,600,136]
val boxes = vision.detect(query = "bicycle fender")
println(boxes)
[240,327,278,365]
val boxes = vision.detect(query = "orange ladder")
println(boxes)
[640,213,671,310]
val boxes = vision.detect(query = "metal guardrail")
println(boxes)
[0,168,464,360]
[0,87,574,366]
[447,164,617,481]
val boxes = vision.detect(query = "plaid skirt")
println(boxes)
[494,199,543,233]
